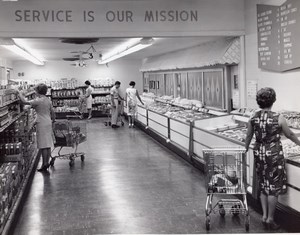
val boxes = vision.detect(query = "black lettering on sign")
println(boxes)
[57,10,64,22]
[106,11,115,22]
[106,11,133,22]
[15,10,22,22]
[24,10,30,22]
[42,10,50,21]
[87,11,95,22]
[32,10,40,22]
[13,10,73,22]
[168,11,175,21]
[144,10,198,22]
[84,10,95,22]
[160,10,166,21]
[144,11,154,22]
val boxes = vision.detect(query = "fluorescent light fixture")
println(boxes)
[98,37,154,64]
[13,38,45,62]
[2,45,44,65]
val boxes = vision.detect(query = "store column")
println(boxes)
[239,35,247,107]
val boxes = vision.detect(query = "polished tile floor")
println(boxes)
[13,119,286,234]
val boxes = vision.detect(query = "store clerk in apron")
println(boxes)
[110,81,122,128]
[85,80,94,119]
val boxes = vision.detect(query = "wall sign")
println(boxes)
[0,0,244,37]
[247,80,258,98]
[257,0,300,72]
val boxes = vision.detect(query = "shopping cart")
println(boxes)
[203,148,249,231]
[51,120,87,167]
[65,96,87,119]
[104,102,124,127]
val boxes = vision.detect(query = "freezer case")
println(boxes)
[137,105,147,126]
[192,115,254,195]
[147,110,168,138]
[279,157,300,213]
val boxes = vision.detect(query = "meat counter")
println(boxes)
[137,103,226,152]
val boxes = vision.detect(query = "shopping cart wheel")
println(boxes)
[81,155,85,161]
[245,215,250,231]
[219,204,226,217]
[50,158,55,167]
[121,121,124,126]
[205,216,210,230]
[104,122,108,126]
[109,122,111,126]
[69,159,75,167]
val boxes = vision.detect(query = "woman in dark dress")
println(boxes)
[245,87,300,230]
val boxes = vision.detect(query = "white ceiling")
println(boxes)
[0,36,225,63]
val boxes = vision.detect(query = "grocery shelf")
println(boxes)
[51,96,79,99]
[92,92,110,96]
[25,91,35,97]
[92,102,110,105]
[0,99,19,108]
[1,149,39,235]
[0,111,25,133]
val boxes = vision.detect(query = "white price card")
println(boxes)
[247,80,258,98]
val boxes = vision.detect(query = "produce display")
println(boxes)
[280,111,300,129]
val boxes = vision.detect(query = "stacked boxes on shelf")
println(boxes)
[0,162,22,229]
[0,109,37,233]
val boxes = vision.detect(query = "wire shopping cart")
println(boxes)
[51,120,87,167]
[203,148,249,231]
[104,102,124,127]
[65,96,87,119]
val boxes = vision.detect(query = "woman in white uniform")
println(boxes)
[125,81,144,127]
[18,83,55,172]
[85,80,93,119]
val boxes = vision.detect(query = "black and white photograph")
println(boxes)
[0,0,300,234]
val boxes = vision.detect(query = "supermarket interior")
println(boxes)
[1,0,300,234]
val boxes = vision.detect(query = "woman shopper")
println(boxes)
[245,87,300,230]
[18,83,55,172]
[125,81,144,127]
[85,80,93,119]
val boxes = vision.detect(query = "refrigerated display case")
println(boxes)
[136,100,300,220]
[137,98,227,153]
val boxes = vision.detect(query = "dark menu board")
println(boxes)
[257,0,300,72]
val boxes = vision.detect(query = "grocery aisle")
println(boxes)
[13,119,285,234]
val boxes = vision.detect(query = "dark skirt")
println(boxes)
[253,141,287,196]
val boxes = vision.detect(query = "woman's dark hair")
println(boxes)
[115,81,121,85]
[129,81,135,86]
[256,87,276,109]
[85,80,91,86]
[34,83,48,95]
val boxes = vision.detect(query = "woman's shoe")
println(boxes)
[267,221,280,230]
[88,116,92,119]
[261,219,268,229]
[37,165,48,172]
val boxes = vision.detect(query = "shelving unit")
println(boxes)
[0,111,25,133]
[0,88,37,234]
[50,86,113,118]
